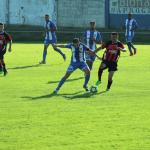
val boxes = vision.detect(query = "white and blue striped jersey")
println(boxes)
[83,30,102,51]
[65,43,89,63]
[125,18,138,38]
[45,20,57,42]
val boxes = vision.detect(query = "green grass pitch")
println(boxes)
[0,43,150,150]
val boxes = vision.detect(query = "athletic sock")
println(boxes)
[43,49,47,62]
[107,80,113,90]
[83,74,90,88]
[98,68,103,81]
[56,77,66,91]
[127,42,133,55]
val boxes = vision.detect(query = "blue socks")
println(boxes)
[56,77,66,91]
[127,42,132,54]
[84,74,90,87]
[43,49,47,62]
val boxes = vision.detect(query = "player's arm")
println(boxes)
[86,48,102,60]
[94,42,106,53]
[117,43,126,52]
[4,32,12,52]
[131,20,138,31]
[118,47,126,52]
[55,44,66,48]
[55,43,72,49]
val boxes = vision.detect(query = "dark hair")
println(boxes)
[111,32,118,36]
[72,38,79,43]
[0,23,4,25]
[45,14,49,17]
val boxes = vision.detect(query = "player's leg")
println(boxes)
[95,62,107,86]
[39,43,49,64]
[86,60,93,71]
[130,36,136,55]
[106,62,117,91]
[1,50,7,76]
[86,54,95,70]
[0,53,3,74]
[107,71,115,91]
[79,62,90,91]
[82,67,90,91]
[52,44,66,61]
[0,60,3,74]
[53,71,73,94]
[53,63,76,93]
[1,59,7,76]
[126,36,133,56]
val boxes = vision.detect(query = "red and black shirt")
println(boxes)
[102,40,124,62]
[0,32,12,51]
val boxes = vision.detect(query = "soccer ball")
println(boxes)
[90,85,98,93]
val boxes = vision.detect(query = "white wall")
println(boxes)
[57,0,105,28]
[0,0,8,23]
[0,0,56,25]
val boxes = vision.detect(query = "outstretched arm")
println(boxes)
[55,44,66,48]
[118,47,126,52]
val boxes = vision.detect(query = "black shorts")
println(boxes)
[0,50,6,59]
[102,60,118,72]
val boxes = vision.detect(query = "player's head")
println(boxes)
[0,23,4,32]
[90,21,96,30]
[72,38,80,48]
[45,14,50,21]
[111,32,118,42]
[128,13,132,20]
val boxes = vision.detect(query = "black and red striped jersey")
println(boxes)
[102,40,124,62]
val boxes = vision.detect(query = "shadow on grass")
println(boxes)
[47,77,84,84]
[64,90,107,100]
[21,90,107,100]
[8,64,41,70]
[8,62,63,70]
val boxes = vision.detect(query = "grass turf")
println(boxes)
[0,43,150,150]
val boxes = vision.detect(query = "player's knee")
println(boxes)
[85,69,90,75]
[127,42,131,46]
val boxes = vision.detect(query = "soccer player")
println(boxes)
[53,38,95,94]
[39,14,66,64]
[0,23,12,76]
[95,32,126,91]
[125,13,138,56]
[83,21,102,70]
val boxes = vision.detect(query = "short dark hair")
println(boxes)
[72,38,80,44]
[0,23,4,25]
[111,32,118,36]
[45,14,49,17]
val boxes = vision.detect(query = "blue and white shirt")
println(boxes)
[45,20,57,41]
[65,43,89,63]
[83,30,102,51]
[125,18,138,38]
